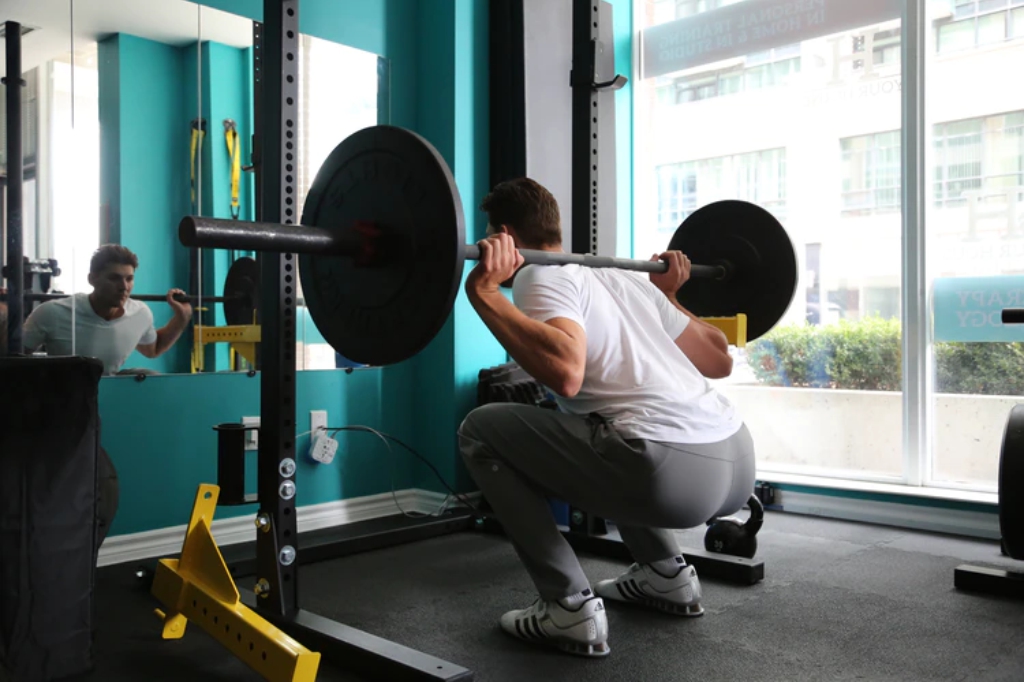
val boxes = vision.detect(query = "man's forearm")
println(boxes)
[154,315,190,355]
[468,290,582,394]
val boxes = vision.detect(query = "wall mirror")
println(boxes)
[2,0,390,376]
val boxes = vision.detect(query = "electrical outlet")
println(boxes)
[242,416,260,451]
[310,410,328,437]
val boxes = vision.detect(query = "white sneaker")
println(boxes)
[594,562,704,616]
[499,595,610,657]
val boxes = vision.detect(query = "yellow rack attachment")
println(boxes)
[702,313,748,348]
[191,324,262,373]
[150,484,320,682]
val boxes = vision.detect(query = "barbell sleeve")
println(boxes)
[179,216,366,257]
[180,216,729,280]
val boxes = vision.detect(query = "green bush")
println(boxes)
[746,317,1024,395]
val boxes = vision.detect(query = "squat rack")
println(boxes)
[147,2,763,682]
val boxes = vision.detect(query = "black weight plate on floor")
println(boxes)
[999,404,1024,560]
[669,200,797,341]
[223,256,260,326]
[299,125,466,366]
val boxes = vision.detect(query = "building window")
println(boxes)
[841,112,1024,213]
[655,149,786,231]
[841,131,902,215]
[936,0,1024,52]
[658,45,802,104]
[934,111,1024,208]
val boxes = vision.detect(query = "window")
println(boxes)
[658,46,802,105]
[934,112,1024,210]
[634,0,1024,499]
[839,113,1024,217]
[841,131,902,215]
[635,4,906,482]
[655,149,786,231]
[936,0,1024,51]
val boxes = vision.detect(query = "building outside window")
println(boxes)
[634,0,1024,495]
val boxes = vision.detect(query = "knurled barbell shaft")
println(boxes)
[180,216,729,280]
[4,292,237,304]
[463,244,726,279]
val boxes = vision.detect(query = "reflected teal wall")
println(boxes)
[98,34,192,375]
[100,0,494,542]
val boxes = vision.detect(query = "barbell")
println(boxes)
[0,257,261,327]
[178,125,799,366]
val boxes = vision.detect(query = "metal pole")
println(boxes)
[901,0,928,487]
[256,0,301,620]
[4,21,24,355]
[571,0,599,256]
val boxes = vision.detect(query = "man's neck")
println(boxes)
[88,292,124,321]
[521,242,564,253]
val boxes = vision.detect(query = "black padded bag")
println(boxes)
[0,356,103,681]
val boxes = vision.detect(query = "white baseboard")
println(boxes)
[98,488,474,568]
[777,490,1001,540]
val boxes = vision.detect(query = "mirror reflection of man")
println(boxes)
[22,244,193,376]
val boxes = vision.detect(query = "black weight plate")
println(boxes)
[669,200,797,341]
[223,256,260,326]
[998,404,1024,560]
[299,126,466,366]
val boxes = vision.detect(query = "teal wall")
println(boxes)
[98,34,193,375]
[99,369,418,535]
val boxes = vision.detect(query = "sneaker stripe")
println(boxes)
[627,579,646,600]
[531,615,542,639]
[515,618,527,639]
[615,582,634,601]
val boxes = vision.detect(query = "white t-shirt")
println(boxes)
[512,264,742,444]
[22,293,158,375]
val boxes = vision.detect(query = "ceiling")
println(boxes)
[0,0,253,73]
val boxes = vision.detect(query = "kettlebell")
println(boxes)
[704,494,764,559]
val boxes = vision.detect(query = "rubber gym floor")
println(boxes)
[79,511,1023,682]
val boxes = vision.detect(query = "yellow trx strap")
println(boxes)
[224,119,242,220]
[190,118,207,208]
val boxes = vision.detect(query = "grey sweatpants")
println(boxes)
[458,403,756,601]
